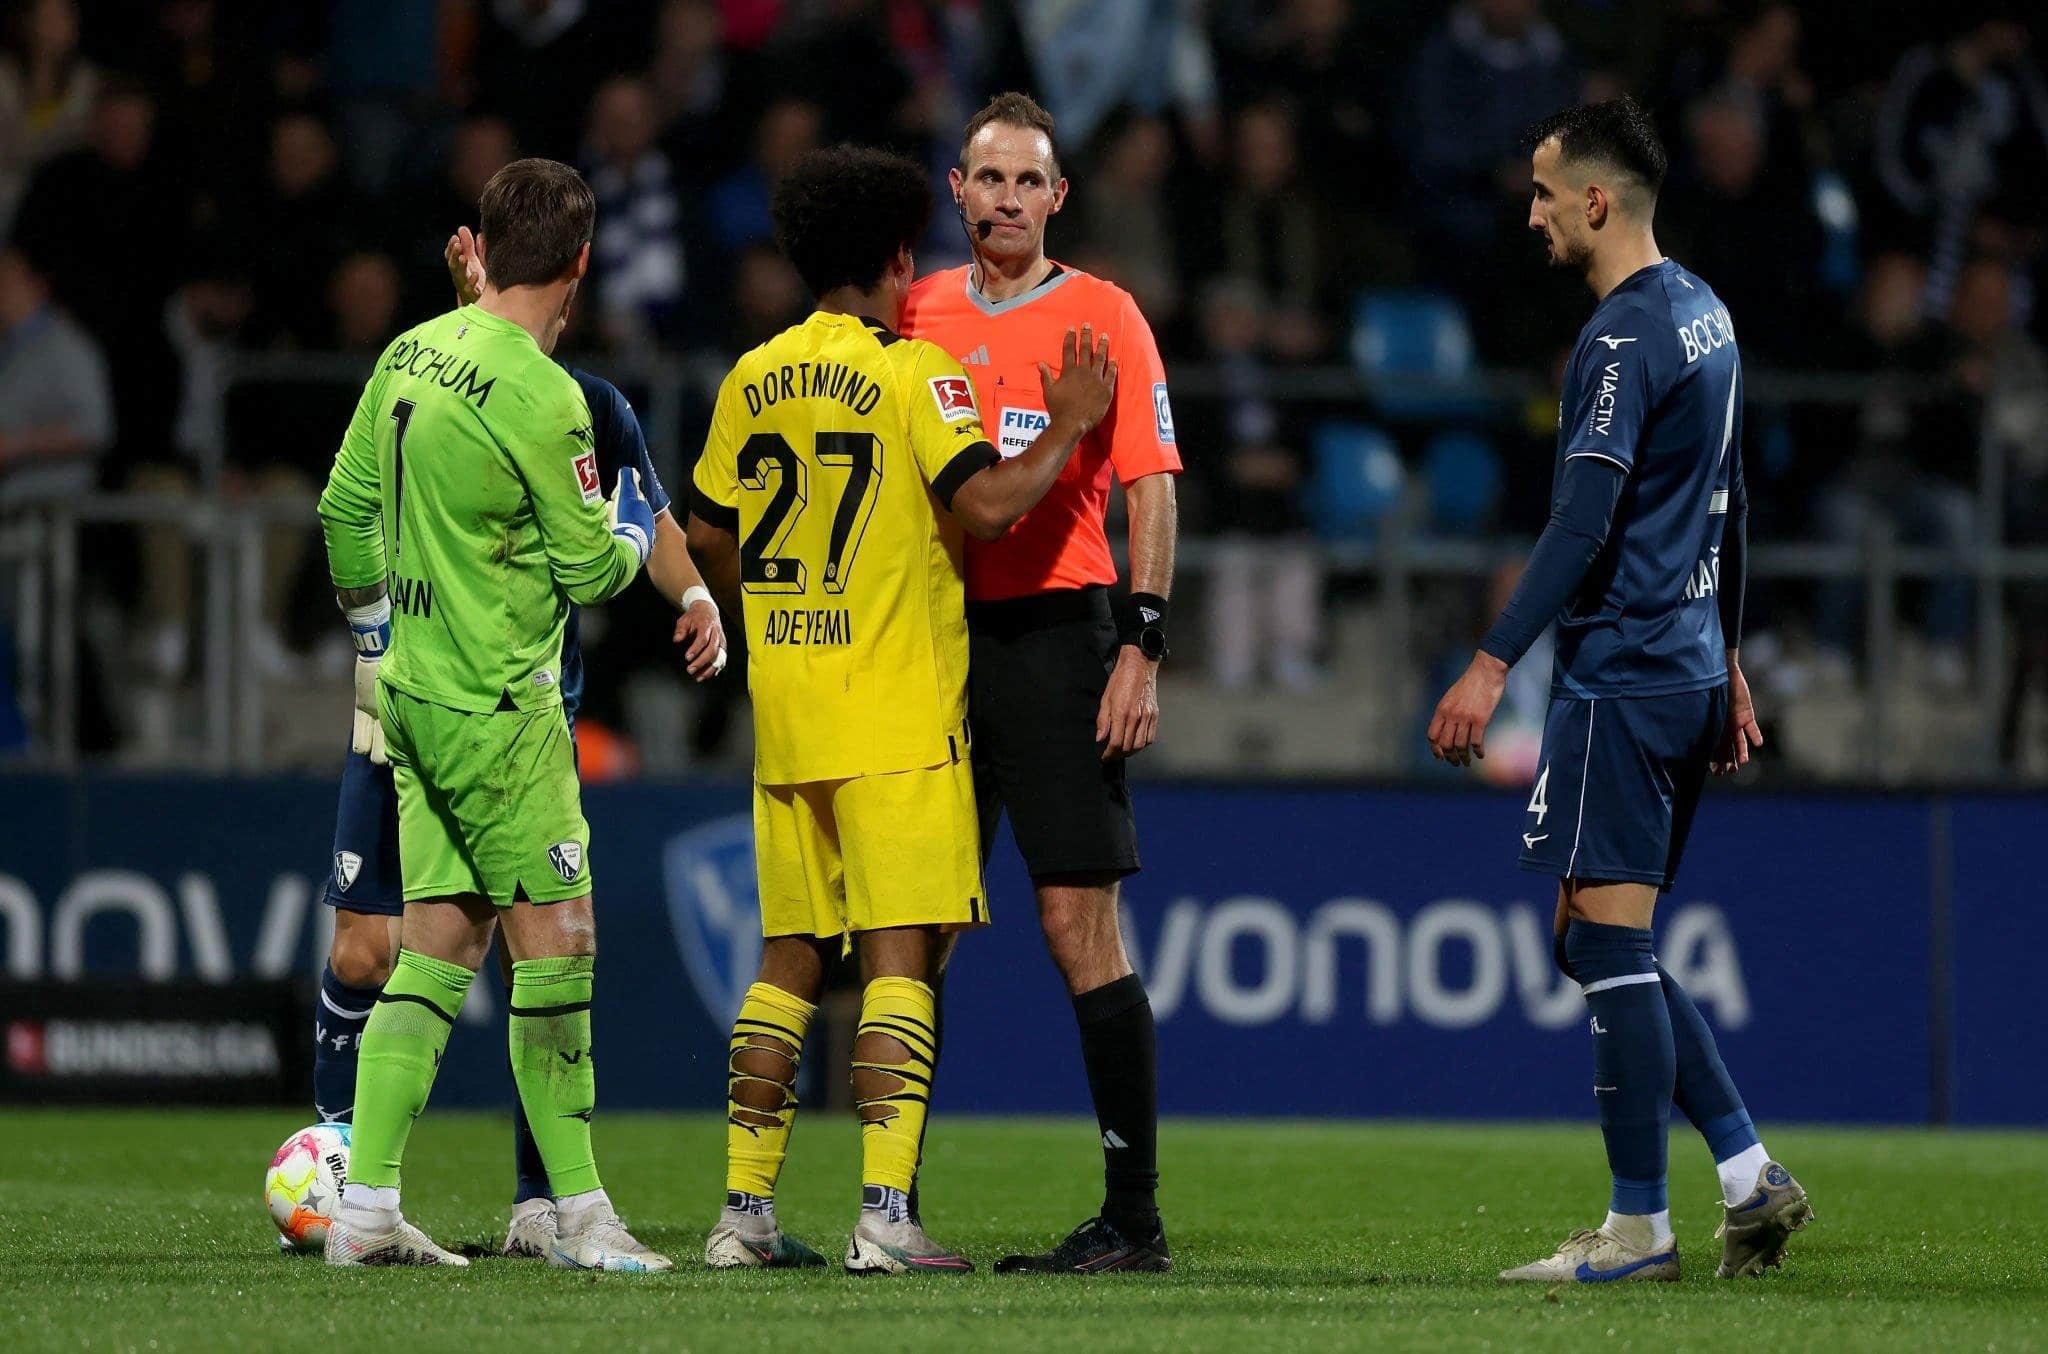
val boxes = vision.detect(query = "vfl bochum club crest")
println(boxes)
[661,814,762,1025]
[547,840,584,883]
[333,851,362,893]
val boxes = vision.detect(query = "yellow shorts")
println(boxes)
[753,759,987,939]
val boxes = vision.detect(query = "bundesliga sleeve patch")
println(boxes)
[574,449,601,503]
[1153,382,1176,444]
[929,375,979,423]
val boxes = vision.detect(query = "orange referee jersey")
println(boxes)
[901,263,1181,602]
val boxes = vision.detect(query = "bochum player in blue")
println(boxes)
[1428,98,1813,1284]
[310,228,726,1256]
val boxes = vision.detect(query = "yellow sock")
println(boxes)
[852,976,937,1194]
[726,981,816,1199]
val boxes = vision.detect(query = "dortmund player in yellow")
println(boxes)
[685,146,1116,1273]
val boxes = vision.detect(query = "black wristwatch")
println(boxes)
[1135,623,1169,661]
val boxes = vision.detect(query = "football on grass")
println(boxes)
[264,1124,351,1252]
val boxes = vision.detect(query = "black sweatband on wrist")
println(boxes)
[1118,591,1170,647]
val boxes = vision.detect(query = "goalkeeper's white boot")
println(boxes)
[502,1197,557,1259]
[549,1195,672,1273]
[1500,1223,1678,1283]
[324,1210,469,1267]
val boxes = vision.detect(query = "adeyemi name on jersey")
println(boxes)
[1676,306,1737,364]
[383,339,497,406]
[389,573,435,619]
[742,361,882,418]
[760,607,852,646]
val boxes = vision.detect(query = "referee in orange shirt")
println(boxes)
[902,92,1180,1274]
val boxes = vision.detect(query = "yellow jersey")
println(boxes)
[691,311,999,784]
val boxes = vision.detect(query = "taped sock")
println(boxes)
[726,981,817,1199]
[853,976,937,1195]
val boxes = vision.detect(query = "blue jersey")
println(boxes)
[560,366,670,717]
[1550,258,1744,698]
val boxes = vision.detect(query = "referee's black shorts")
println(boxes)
[966,584,1140,881]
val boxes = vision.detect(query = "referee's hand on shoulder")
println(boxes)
[1039,324,1117,435]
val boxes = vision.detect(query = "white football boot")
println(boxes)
[324,1212,469,1268]
[844,1212,974,1274]
[1500,1225,1679,1283]
[1717,1161,1813,1277]
[549,1207,673,1273]
[503,1197,557,1259]
[705,1201,827,1269]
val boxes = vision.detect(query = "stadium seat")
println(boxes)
[1348,290,1482,421]
[1420,431,1504,537]
[1305,422,1406,542]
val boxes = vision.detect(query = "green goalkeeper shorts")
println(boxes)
[379,684,592,905]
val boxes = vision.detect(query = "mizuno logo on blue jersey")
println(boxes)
[1593,334,1638,349]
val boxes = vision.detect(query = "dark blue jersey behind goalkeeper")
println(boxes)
[1426,96,1811,1288]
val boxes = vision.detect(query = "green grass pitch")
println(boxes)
[2,1110,2043,1352]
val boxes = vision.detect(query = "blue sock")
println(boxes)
[314,963,380,1124]
[508,976,552,1205]
[1659,963,1761,1164]
[1565,921,1674,1217]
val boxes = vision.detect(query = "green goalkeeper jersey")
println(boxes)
[318,304,643,715]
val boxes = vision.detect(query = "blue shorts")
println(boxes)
[1518,685,1727,891]
[322,719,579,915]
[323,748,405,915]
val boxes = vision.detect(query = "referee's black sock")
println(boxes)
[1074,973,1159,1236]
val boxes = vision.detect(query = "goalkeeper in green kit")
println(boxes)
[316,158,668,1271]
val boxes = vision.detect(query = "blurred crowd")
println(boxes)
[3,0,2048,764]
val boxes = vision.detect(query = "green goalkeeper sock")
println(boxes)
[349,949,473,1190]
[509,955,602,1198]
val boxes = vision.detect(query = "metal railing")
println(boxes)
[3,352,2043,780]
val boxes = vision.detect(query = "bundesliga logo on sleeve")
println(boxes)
[573,450,601,503]
[929,375,978,422]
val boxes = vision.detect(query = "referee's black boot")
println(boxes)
[992,1215,1172,1275]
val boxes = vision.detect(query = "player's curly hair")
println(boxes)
[1526,96,1668,202]
[771,145,934,298]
